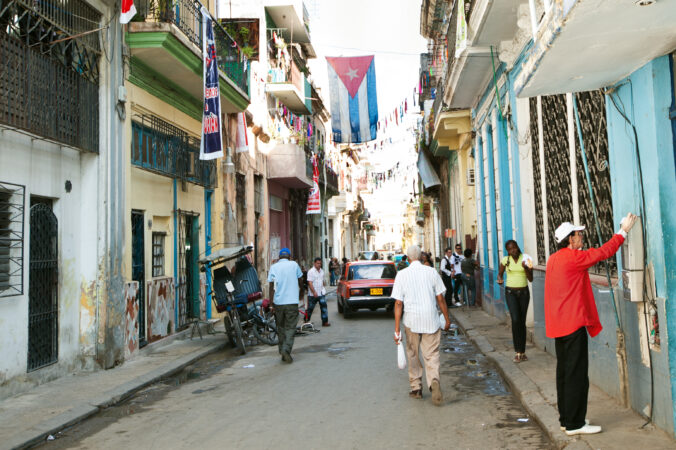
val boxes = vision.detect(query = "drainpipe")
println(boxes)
[205,189,212,319]
[173,178,178,327]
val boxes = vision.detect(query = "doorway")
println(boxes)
[177,211,199,328]
[27,198,58,371]
[131,211,146,346]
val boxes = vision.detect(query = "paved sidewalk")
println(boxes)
[451,307,675,449]
[1,329,226,450]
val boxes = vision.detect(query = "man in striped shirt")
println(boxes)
[393,245,451,405]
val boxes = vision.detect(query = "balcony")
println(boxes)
[126,0,249,114]
[267,143,313,189]
[266,60,311,115]
[433,110,472,157]
[0,0,100,152]
[264,1,315,58]
[443,0,524,108]
[515,0,676,97]
[131,115,216,188]
[328,193,348,214]
[319,166,339,195]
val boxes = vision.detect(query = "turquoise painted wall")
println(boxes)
[472,48,676,436]
[606,55,676,436]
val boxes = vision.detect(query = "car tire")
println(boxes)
[337,296,344,313]
[343,303,352,319]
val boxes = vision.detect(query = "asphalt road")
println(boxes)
[37,291,551,449]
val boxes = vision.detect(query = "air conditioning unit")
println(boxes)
[466,168,475,186]
[415,212,425,226]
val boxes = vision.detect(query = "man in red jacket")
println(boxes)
[545,213,637,436]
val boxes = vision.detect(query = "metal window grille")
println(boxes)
[466,168,475,185]
[574,91,616,275]
[529,97,547,264]
[152,232,165,277]
[0,181,25,297]
[131,114,217,188]
[541,94,574,254]
[0,0,101,153]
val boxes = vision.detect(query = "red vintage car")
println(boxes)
[336,260,397,317]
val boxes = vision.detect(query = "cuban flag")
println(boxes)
[326,56,378,144]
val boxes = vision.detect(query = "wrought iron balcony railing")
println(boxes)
[133,0,249,94]
[0,0,101,152]
[131,115,216,188]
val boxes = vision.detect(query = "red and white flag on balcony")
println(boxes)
[120,0,137,24]
[235,112,249,153]
[306,155,321,215]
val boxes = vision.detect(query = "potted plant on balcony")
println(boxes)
[156,0,174,22]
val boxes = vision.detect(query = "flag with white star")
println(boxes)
[326,56,378,143]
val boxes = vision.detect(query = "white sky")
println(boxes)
[306,0,427,119]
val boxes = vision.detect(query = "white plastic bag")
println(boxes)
[395,333,407,369]
[439,314,447,330]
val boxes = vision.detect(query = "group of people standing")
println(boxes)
[440,244,479,307]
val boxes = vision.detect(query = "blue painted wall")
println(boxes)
[605,55,676,436]
[472,49,676,436]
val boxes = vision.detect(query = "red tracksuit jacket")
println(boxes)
[544,234,625,338]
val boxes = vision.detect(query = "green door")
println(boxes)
[189,216,200,318]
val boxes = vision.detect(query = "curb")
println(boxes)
[450,309,590,450]
[7,340,226,450]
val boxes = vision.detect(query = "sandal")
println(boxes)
[520,354,528,362]
[513,353,521,363]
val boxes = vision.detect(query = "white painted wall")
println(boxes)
[0,130,100,396]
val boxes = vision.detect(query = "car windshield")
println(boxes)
[348,264,396,280]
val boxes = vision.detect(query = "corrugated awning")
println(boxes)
[417,150,441,189]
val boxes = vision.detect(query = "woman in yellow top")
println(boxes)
[497,240,533,363]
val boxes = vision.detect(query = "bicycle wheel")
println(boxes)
[253,315,278,345]
[224,315,236,347]
[231,310,246,355]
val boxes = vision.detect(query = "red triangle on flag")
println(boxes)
[326,56,374,98]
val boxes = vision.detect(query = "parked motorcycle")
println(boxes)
[199,246,277,354]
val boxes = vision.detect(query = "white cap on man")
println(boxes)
[555,222,586,243]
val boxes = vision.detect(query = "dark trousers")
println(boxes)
[555,327,589,431]
[505,287,530,353]
[307,295,328,324]
[442,275,454,305]
[452,274,463,302]
[462,274,476,306]
[275,303,298,355]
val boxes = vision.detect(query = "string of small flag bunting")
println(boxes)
[376,85,421,136]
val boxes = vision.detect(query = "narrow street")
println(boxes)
[37,292,550,449]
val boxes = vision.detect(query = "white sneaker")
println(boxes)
[565,423,601,435]
[454,302,462,307]
[560,419,589,431]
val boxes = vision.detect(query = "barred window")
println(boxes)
[152,232,165,277]
[0,182,25,297]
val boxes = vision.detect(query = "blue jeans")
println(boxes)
[330,272,337,286]
[307,295,329,324]
[461,274,476,306]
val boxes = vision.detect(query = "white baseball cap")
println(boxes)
[555,222,585,243]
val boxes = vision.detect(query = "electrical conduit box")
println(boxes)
[621,216,644,302]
